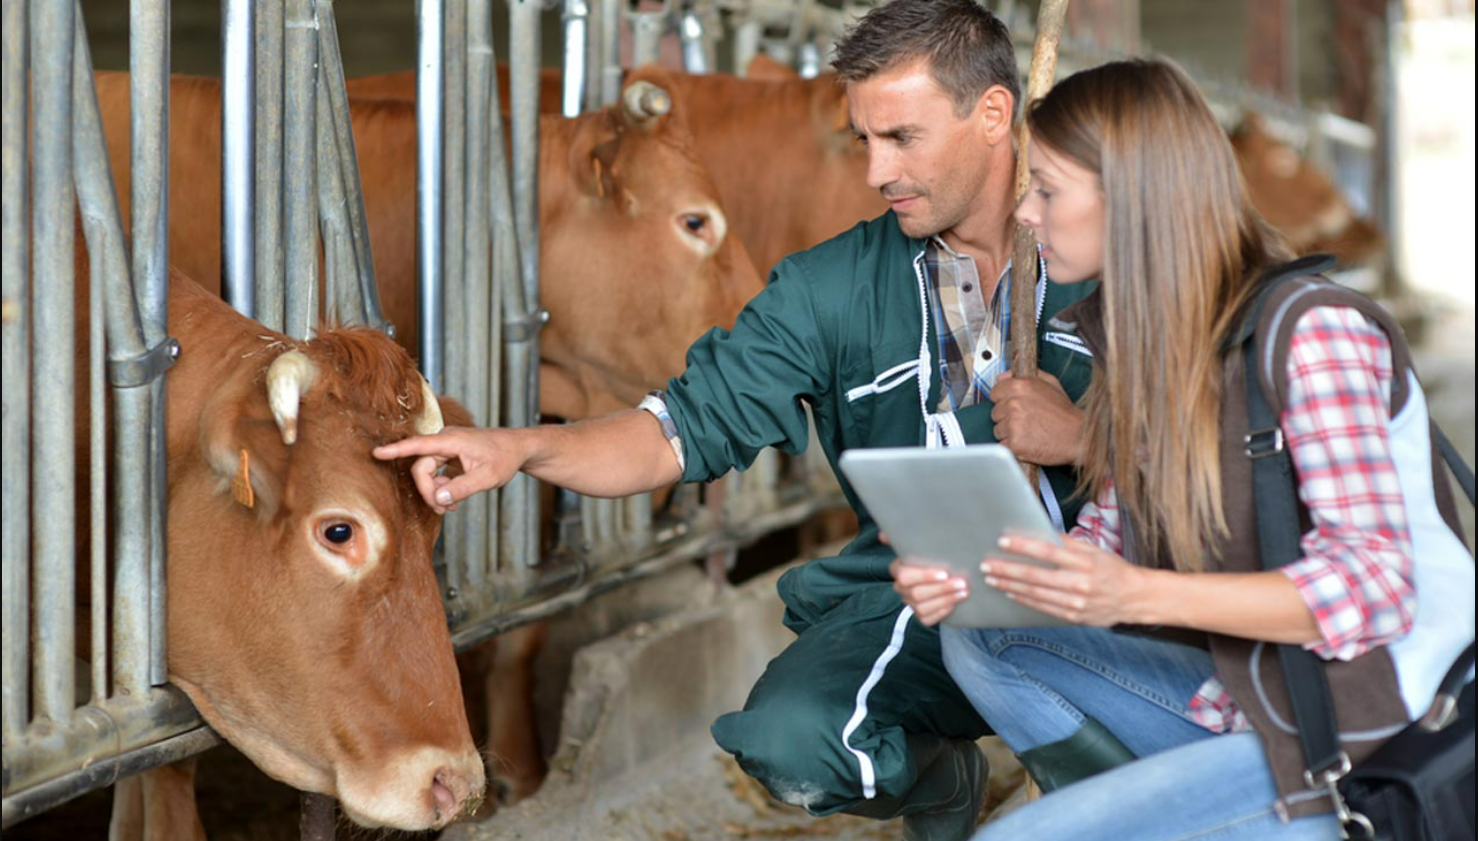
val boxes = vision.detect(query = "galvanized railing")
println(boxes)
[1,0,197,826]
[2,0,858,830]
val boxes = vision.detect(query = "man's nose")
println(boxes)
[866,146,897,191]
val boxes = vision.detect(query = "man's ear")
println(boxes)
[977,84,1016,145]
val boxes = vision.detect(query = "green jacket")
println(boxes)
[665,211,1097,559]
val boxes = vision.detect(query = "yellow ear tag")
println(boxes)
[231,448,255,509]
[592,157,607,199]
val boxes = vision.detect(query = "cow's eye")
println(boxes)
[682,214,707,233]
[323,522,354,545]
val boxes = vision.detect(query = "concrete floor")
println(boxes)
[441,561,1034,841]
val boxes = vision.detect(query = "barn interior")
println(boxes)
[4,1,1473,839]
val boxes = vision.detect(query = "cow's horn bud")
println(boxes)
[622,82,671,122]
[266,350,319,446]
[415,375,445,435]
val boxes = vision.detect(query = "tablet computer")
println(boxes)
[838,444,1069,628]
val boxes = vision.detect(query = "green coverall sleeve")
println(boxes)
[664,258,833,484]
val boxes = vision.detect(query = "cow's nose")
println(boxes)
[431,762,485,824]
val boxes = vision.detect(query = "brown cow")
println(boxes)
[93,68,764,420]
[346,62,886,277]
[71,254,484,836]
[1231,113,1385,268]
[93,67,763,811]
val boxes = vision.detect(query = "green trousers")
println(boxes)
[711,553,991,815]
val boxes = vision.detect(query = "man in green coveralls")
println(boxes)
[376,2,1097,837]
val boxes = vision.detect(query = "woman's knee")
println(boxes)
[939,625,1008,678]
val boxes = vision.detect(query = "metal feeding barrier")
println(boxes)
[1,0,852,831]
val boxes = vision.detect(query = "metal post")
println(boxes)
[131,0,172,690]
[630,9,665,68]
[221,0,255,316]
[442,0,467,404]
[314,70,351,336]
[254,0,286,331]
[30,0,78,723]
[416,0,446,389]
[70,3,156,701]
[508,0,542,567]
[283,0,318,338]
[597,0,620,107]
[315,0,386,333]
[679,7,710,74]
[461,0,495,587]
[733,18,760,77]
[562,0,590,117]
[1,0,31,742]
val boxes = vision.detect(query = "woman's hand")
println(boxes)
[982,535,1153,626]
[990,371,1086,466]
[890,558,971,626]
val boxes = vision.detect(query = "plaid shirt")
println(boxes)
[1070,305,1414,733]
[923,238,1013,411]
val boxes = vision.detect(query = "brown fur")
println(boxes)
[71,247,482,836]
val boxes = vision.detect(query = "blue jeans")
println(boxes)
[941,626,1340,840]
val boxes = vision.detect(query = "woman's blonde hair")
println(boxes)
[1027,58,1292,570]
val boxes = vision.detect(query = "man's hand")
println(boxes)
[373,426,528,515]
[990,371,1085,466]
[890,558,970,626]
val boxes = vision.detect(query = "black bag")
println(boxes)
[1240,272,1476,841]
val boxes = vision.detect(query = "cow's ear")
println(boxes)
[198,375,292,518]
[746,52,799,80]
[569,114,621,199]
[812,80,851,138]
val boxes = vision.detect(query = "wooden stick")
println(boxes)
[1008,0,1069,485]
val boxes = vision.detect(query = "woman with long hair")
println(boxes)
[891,57,1474,840]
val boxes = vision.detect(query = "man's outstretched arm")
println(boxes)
[373,409,682,514]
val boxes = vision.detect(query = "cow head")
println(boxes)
[165,301,483,830]
[1231,113,1385,268]
[538,65,765,418]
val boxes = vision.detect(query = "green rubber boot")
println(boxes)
[843,735,988,841]
[1015,716,1136,793]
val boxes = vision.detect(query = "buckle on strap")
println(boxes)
[1244,427,1285,459]
[1300,752,1375,841]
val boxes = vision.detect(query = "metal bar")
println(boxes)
[299,792,336,841]
[733,18,761,77]
[131,0,172,692]
[562,0,590,118]
[221,0,256,317]
[449,492,840,650]
[442,0,467,406]
[88,152,108,707]
[2,724,220,830]
[1,0,30,742]
[314,72,351,336]
[484,17,519,577]
[71,3,154,701]
[461,0,494,588]
[630,10,665,68]
[508,0,542,570]
[315,0,386,332]
[597,0,620,107]
[416,0,446,389]
[254,0,286,331]
[679,7,709,74]
[283,0,318,340]
[30,0,78,724]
